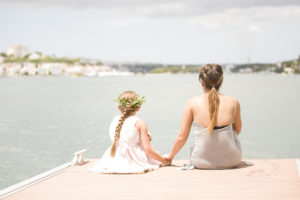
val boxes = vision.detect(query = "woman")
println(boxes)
[167,64,242,169]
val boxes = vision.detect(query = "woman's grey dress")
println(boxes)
[190,104,242,169]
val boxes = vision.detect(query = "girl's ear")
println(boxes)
[136,106,141,111]
[118,106,122,111]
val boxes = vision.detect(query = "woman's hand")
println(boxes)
[147,132,152,142]
[233,100,242,134]
[168,99,193,160]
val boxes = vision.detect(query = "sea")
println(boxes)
[0,73,300,189]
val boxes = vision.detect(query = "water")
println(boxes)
[0,74,300,189]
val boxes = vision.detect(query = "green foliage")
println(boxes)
[168,66,181,73]
[32,56,80,64]
[118,63,162,73]
[0,52,7,57]
[231,63,276,73]
[114,95,146,109]
[4,57,29,63]
[96,61,103,65]
[4,55,81,65]
[294,68,300,74]
[230,57,300,74]
[185,66,200,73]
[150,67,168,73]
[149,65,200,74]
[274,66,284,73]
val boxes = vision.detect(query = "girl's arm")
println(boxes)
[233,100,242,134]
[168,99,193,160]
[136,120,167,164]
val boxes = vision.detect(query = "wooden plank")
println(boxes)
[2,159,300,200]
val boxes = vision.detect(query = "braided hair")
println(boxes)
[110,91,144,157]
[199,64,223,134]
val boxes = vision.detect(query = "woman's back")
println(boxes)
[191,121,242,169]
[190,94,242,169]
[191,94,236,128]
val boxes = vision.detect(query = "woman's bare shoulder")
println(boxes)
[220,94,240,106]
[191,95,206,101]
[186,96,204,105]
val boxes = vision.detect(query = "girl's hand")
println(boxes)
[163,154,172,166]
[165,158,172,166]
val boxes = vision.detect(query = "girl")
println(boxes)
[89,90,169,174]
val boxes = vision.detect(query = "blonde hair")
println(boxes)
[110,91,140,157]
[199,64,223,134]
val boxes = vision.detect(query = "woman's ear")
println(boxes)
[201,81,204,87]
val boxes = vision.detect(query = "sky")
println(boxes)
[0,0,300,64]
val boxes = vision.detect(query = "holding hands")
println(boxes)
[163,154,172,166]
[147,131,172,166]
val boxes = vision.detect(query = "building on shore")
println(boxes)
[7,45,29,58]
[29,52,43,60]
[19,63,36,76]
[0,56,4,63]
[1,63,21,77]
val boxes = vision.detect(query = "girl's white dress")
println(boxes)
[89,115,160,174]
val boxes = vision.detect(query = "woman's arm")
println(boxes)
[136,120,167,164]
[168,99,193,160]
[233,100,242,134]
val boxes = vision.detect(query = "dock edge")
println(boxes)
[0,149,88,199]
[296,159,300,178]
[0,162,72,199]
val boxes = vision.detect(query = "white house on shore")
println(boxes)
[2,63,22,77]
[82,65,100,77]
[284,67,294,74]
[7,45,29,58]
[29,52,42,60]
[64,65,82,76]
[0,61,133,77]
[19,63,37,76]
[0,56,4,63]
[49,63,66,76]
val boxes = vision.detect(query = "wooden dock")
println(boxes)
[1,159,300,200]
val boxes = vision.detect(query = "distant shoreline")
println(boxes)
[1,54,299,77]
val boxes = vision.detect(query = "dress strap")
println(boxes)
[232,98,237,123]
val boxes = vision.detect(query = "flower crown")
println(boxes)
[114,95,146,108]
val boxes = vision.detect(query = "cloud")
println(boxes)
[247,25,261,32]
[137,2,188,17]
[1,0,300,17]
[188,6,300,31]
[91,19,144,28]
[188,16,220,29]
